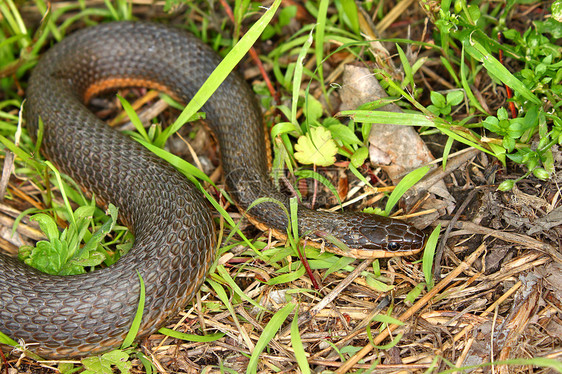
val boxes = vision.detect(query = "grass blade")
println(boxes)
[291,307,310,374]
[121,271,145,349]
[423,225,440,290]
[159,328,224,342]
[158,0,282,145]
[385,165,429,215]
[247,302,296,374]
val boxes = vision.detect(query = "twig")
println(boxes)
[436,219,562,263]
[308,359,432,370]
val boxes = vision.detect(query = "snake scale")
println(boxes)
[0,22,426,359]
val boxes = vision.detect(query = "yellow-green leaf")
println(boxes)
[294,126,337,166]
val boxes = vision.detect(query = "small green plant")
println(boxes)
[431,1,561,189]
[80,350,133,374]
[427,90,464,121]
[19,202,121,275]
[482,107,533,153]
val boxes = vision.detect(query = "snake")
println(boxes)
[0,22,426,359]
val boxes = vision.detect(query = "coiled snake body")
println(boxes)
[0,22,425,359]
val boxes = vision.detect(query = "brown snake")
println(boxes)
[0,22,426,359]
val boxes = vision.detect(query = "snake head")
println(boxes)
[307,212,427,258]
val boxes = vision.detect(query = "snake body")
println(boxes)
[0,22,425,359]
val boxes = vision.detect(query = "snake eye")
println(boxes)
[387,242,401,251]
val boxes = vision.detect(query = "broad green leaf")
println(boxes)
[553,0,562,22]
[25,240,68,275]
[350,146,369,168]
[447,90,464,106]
[271,121,302,138]
[136,352,155,374]
[73,205,95,221]
[68,251,106,270]
[328,124,362,145]
[30,213,59,242]
[304,95,323,122]
[81,350,132,374]
[396,44,413,88]
[430,91,446,107]
[324,256,356,278]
